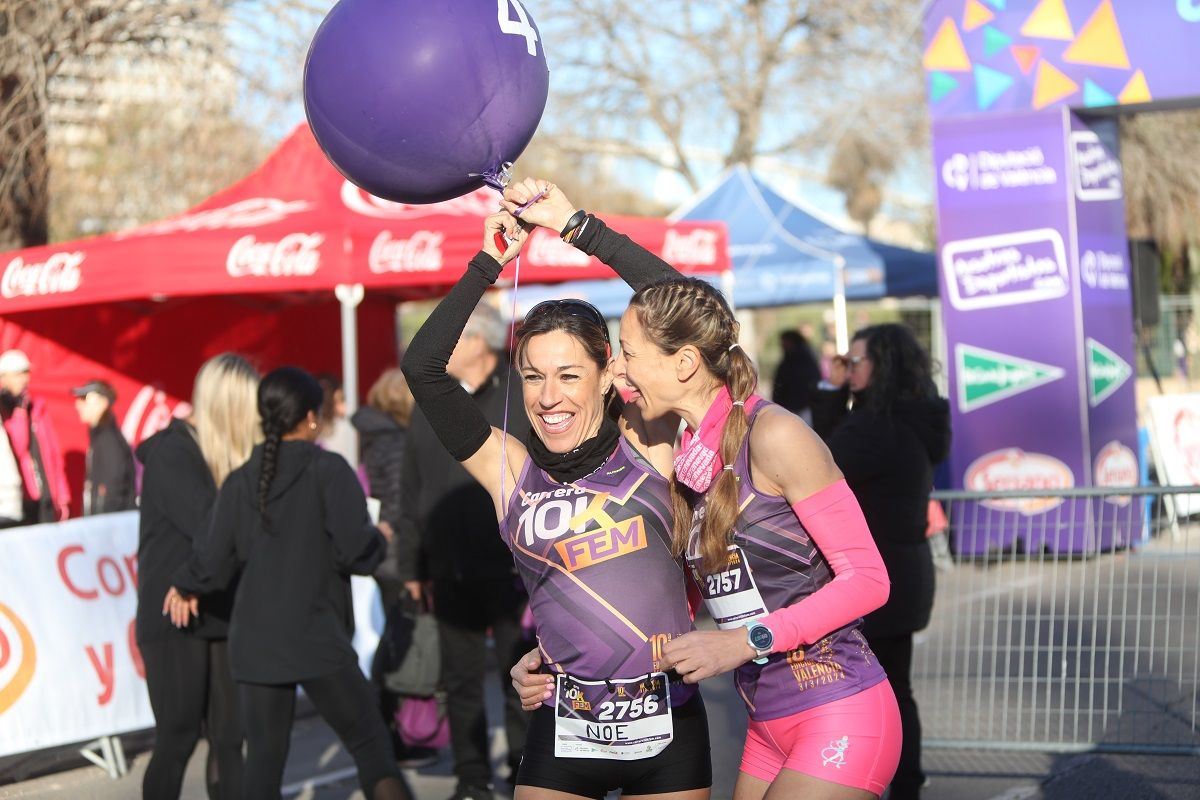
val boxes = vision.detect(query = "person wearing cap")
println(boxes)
[74,380,137,515]
[0,349,69,523]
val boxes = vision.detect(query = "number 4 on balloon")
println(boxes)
[498,0,540,56]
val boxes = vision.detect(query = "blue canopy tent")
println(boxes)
[501,165,937,347]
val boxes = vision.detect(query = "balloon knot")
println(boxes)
[471,160,515,192]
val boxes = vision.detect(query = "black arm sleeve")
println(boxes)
[570,215,682,290]
[401,252,503,461]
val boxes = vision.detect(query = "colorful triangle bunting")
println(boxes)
[983,25,1012,57]
[1032,60,1079,109]
[1119,70,1151,104]
[964,0,995,31]
[1063,0,1130,69]
[1083,79,1116,107]
[974,64,1015,110]
[983,0,1007,8]
[930,71,960,103]
[1021,0,1075,41]
[1011,45,1040,74]
[924,17,972,72]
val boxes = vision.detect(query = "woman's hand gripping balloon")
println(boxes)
[501,178,578,234]
[483,210,531,266]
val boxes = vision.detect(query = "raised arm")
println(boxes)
[501,179,681,291]
[400,211,530,513]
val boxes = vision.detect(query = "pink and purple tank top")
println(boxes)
[687,402,885,721]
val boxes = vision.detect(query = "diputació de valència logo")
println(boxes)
[0,601,36,715]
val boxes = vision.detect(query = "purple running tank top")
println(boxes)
[500,436,696,701]
[687,402,885,721]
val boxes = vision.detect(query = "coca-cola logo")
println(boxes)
[368,231,444,273]
[226,233,323,277]
[1094,440,1137,507]
[2,252,84,299]
[120,385,191,446]
[118,198,313,238]
[525,230,590,266]
[662,228,719,266]
[341,181,496,219]
[965,448,1075,515]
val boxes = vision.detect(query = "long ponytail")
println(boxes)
[629,278,760,574]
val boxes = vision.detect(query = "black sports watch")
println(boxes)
[744,620,774,664]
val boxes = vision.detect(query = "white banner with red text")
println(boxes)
[0,512,383,757]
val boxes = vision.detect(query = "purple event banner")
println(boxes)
[935,107,1137,554]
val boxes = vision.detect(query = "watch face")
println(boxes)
[749,625,773,650]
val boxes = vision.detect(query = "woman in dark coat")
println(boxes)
[813,324,951,800]
[136,353,260,799]
[350,367,415,610]
[168,367,410,800]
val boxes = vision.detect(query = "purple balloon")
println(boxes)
[304,0,550,204]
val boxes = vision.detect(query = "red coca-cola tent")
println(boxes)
[0,124,728,514]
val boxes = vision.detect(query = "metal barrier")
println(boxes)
[917,486,1200,754]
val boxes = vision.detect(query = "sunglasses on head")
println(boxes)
[524,299,611,359]
[525,299,609,341]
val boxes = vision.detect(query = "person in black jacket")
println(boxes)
[351,367,437,768]
[136,353,260,800]
[168,367,410,800]
[352,368,414,609]
[397,302,533,800]
[813,324,951,800]
[770,328,821,424]
[72,380,136,515]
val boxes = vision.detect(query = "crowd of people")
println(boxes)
[1,179,949,800]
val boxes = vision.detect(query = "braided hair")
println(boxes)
[628,278,758,574]
[256,367,324,531]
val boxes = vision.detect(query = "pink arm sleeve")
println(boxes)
[759,479,889,652]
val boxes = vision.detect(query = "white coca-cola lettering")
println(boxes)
[226,233,323,277]
[120,198,314,238]
[662,229,719,266]
[2,252,84,299]
[341,182,496,219]
[526,230,590,266]
[369,231,444,273]
[121,386,191,446]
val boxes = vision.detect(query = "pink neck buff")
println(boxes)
[674,386,760,492]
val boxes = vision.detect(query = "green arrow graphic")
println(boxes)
[956,344,1066,413]
[1086,337,1131,407]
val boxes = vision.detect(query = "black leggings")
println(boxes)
[239,662,410,800]
[141,636,244,800]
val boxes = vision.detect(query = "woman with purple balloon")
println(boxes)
[401,208,713,799]
[503,181,902,800]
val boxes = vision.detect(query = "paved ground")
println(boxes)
[3,542,1199,798]
[2,668,1197,799]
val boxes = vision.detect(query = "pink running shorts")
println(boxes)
[739,679,902,795]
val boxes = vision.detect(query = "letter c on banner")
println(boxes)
[57,544,99,600]
[1181,0,1200,22]
[0,602,37,715]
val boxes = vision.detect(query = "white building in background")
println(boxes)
[46,15,238,234]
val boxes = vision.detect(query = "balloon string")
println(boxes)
[498,250,522,520]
